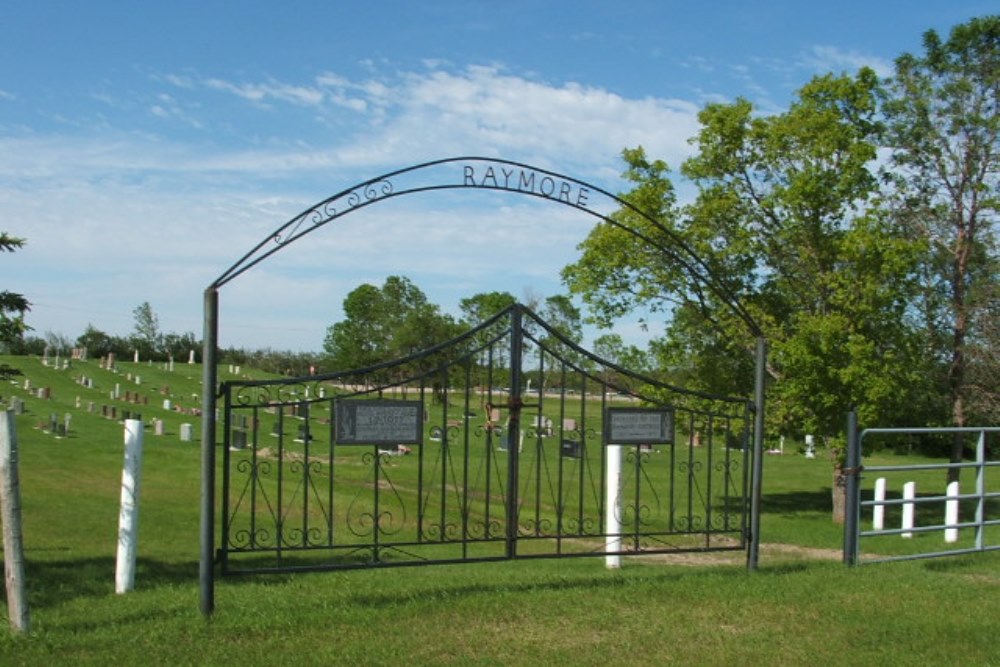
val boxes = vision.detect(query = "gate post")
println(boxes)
[200,287,219,616]
[505,306,523,559]
[748,336,767,570]
[843,410,860,566]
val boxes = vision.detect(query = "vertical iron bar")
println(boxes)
[199,287,218,617]
[506,306,523,558]
[462,361,472,558]
[250,405,259,550]
[484,348,494,540]
[276,406,285,563]
[220,387,232,571]
[327,397,334,547]
[417,385,427,542]
[705,414,715,547]
[748,336,767,570]
[843,410,860,566]
[301,402,310,547]
[740,407,752,545]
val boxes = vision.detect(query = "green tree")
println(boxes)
[459,291,517,326]
[881,16,1000,469]
[131,302,162,360]
[76,324,113,359]
[0,233,30,358]
[566,68,926,440]
[323,276,460,376]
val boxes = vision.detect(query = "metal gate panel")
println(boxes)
[218,305,751,575]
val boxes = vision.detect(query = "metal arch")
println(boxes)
[208,156,760,337]
[201,156,769,616]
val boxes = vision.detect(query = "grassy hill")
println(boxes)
[0,354,998,665]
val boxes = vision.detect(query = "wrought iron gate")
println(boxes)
[218,304,752,575]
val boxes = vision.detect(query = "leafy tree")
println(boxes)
[880,16,1000,469]
[540,294,583,345]
[323,276,461,380]
[76,324,114,359]
[566,68,927,440]
[0,233,29,347]
[131,301,162,360]
[0,233,29,376]
[459,291,517,326]
[163,331,200,363]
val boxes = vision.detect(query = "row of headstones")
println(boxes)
[37,413,72,437]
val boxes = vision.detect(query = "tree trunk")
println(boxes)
[832,463,847,524]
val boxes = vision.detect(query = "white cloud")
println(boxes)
[802,45,893,78]
[202,77,326,107]
[6,63,712,350]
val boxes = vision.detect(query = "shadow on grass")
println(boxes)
[759,489,833,514]
[23,556,199,609]
[341,559,814,609]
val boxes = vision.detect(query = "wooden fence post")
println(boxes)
[1,409,30,632]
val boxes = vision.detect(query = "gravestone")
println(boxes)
[180,423,193,442]
[154,419,164,436]
[163,399,172,411]
[560,439,582,459]
[231,429,248,449]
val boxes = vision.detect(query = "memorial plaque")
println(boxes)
[335,399,423,445]
[604,407,675,445]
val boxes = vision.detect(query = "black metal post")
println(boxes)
[748,336,767,570]
[505,306,523,559]
[843,410,860,566]
[199,287,219,616]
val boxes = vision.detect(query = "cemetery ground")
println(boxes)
[0,355,998,666]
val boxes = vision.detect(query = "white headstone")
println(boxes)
[179,423,193,442]
[188,350,195,364]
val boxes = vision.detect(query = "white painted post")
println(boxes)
[901,481,916,539]
[115,419,144,594]
[0,410,30,632]
[188,349,195,364]
[605,444,622,569]
[945,480,960,543]
[873,477,886,531]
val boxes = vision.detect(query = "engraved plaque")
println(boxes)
[335,399,424,445]
[605,407,674,445]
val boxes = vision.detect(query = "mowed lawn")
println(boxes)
[1,355,998,666]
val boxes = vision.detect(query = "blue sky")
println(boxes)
[1,1,992,353]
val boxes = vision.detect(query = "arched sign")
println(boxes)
[199,157,767,615]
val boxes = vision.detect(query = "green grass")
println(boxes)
[1,355,999,665]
